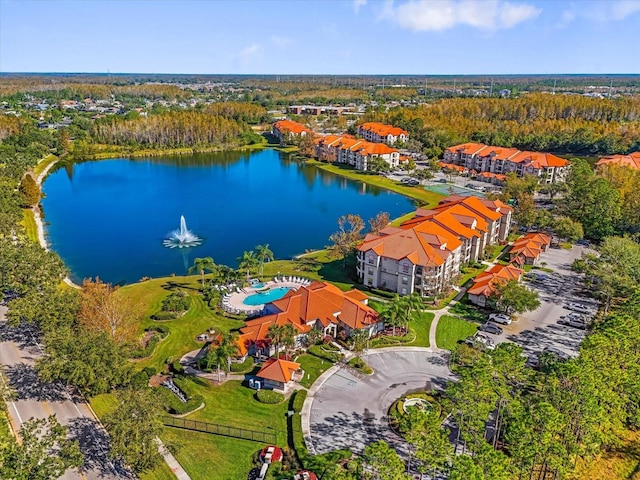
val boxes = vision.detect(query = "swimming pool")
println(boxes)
[243,287,292,306]
[250,282,266,289]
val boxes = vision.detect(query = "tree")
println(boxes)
[19,173,41,207]
[280,323,297,358]
[397,292,422,331]
[328,214,365,267]
[553,216,584,243]
[368,212,390,235]
[490,279,540,315]
[513,193,536,229]
[254,244,274,276]
[37,328,133,395]
[77,278,142,344]
[267,324,284,357]
[0,415,83,480]
[382,296,403,336]
[363,440,409,480]
[103,388,163,473]
[188,256,216,290]
[350,328,369,355]
[399,409,451,475]
[205,332,238,382]
[367,156,392,174]
[237,250,259,282]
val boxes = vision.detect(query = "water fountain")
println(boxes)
[163,215,202,248]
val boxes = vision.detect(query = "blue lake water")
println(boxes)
[41,149,416,284]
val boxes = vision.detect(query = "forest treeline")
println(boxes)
[366,93,640,156]
[91,104,266,148]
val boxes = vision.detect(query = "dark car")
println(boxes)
[478,322,503,335]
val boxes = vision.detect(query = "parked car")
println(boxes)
[541,346,570,361]
[560,311,584,321]
[465,332,496,351]
[566,302,591,314]
[565,318,588,330]
[478,322,503,335]
[488,313,512,325]
[525,355,540,369]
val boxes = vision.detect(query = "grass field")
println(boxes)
[33,153,58,177]
[20,209,38,243]
[295,353,331,388]
[306,159,443,207]
[436,315,478,350]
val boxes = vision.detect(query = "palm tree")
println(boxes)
[254,244,274,277]
[350,329,369,356]
[206,333,238,382]
[280,324,297,359]
[382,296,403,336]
[237,250,259,283]
[398,292,423,331]
[188,257,216,291]
[267,324,284,357]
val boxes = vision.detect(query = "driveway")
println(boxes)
[0,307,129,480]
[489,245,596,358]
[307,348,454,457]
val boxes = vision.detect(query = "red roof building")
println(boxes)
[256,358,301,391]
[595,152,640,170]
[315,134,399,171]
[272,120,311,143]
[467,264,524,307]
[357,122,409,145]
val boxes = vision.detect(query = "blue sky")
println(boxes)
[1,0,639,74]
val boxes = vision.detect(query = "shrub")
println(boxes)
[171,360,184,374]
[151,311,177,321]
[161,291,190,313]
[256,390,284,404]
[230,356,254,373]
[131,370,150,388]
[308,345,342,363]
[143,366,157,378]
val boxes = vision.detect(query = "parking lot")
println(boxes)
[487,245,597,360]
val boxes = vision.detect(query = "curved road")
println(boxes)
[305,348,454,457]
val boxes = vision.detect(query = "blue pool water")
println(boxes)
[251,282,266,289]
[41,149,415,284]
[243,287,292,306]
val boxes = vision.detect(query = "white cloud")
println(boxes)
[354,0,367,13]
[555,9,576,28]
[607,0,640,20]
[270,35,292,48]
[239,44,262,64]
[381,0,541,32]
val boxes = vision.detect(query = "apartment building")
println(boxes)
[315,134,400,171]
[357,195,512,296]
[357,122,409,145]
[595,152,640,170]
[272,120,311,143]
[444,143,570,183]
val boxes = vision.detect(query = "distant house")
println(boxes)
[357,122,409,145]
[287,105,351,116]
[255,358,302,393]
[467,264,524,307]
[443,143,570,183]
[272,120,311,143]
[595,152,640,170]
[315,134,400,171]
[237,281,382,359]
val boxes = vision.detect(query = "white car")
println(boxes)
[488,313,512,325]
[465,332,496,351]
[566,303,591,314]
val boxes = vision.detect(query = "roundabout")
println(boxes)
[303,347,455,457]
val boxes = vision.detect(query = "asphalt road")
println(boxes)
[0,305,129,480]
[308,348,454,457]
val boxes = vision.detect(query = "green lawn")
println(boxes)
[119,277,245,373]
[20,209,38,243]
[449,300,486,323]
[295,353,331,388]
[307,159,443,207]
[405,311,434,347]
[33,153,58,177]
[436,315,478,351]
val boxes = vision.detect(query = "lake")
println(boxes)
[41,149,416,284]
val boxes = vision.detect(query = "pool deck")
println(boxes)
[221,278,311,314]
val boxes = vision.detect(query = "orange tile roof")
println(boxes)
[274,120,311,135]
[256,358,300,383]
[237,281,378,354]
[467,264,523,297]
[595,152,640,170]
[358,227,448,268]
[446,143,569,168]
[359,122,408,138]
[446,143,489,156]
[316,135,397,157]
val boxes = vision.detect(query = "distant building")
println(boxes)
[287,105,352,116]
[467,264,523,307]
[272,120,311,143]
[315,134,399,171]
[595,152,640,170]
[444,143,570,183]
[357,122,409,145]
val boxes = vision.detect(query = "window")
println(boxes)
[368,268,373,276]
[402,276,408,285]
[401,263,410,274]
[401,288,407,295]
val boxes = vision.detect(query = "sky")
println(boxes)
[1,0,639,74]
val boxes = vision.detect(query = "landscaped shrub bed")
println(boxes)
[230,356,254,373]
[308,345,343,363]
[369,329,417,348]
[256,390,285,404]
[129,326,169,359]
[151,311,178,321]
[161,290,190,313]
[347,357,373,375]
[159,376,204,415]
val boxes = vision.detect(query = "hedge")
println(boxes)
[129,327,170,359]
[230,356,254,373]
[256,390,284,404]
[151,311,178,321]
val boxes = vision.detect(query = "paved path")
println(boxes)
[303,348,453,457]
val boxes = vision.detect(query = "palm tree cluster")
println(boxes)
[381,293,423,336]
